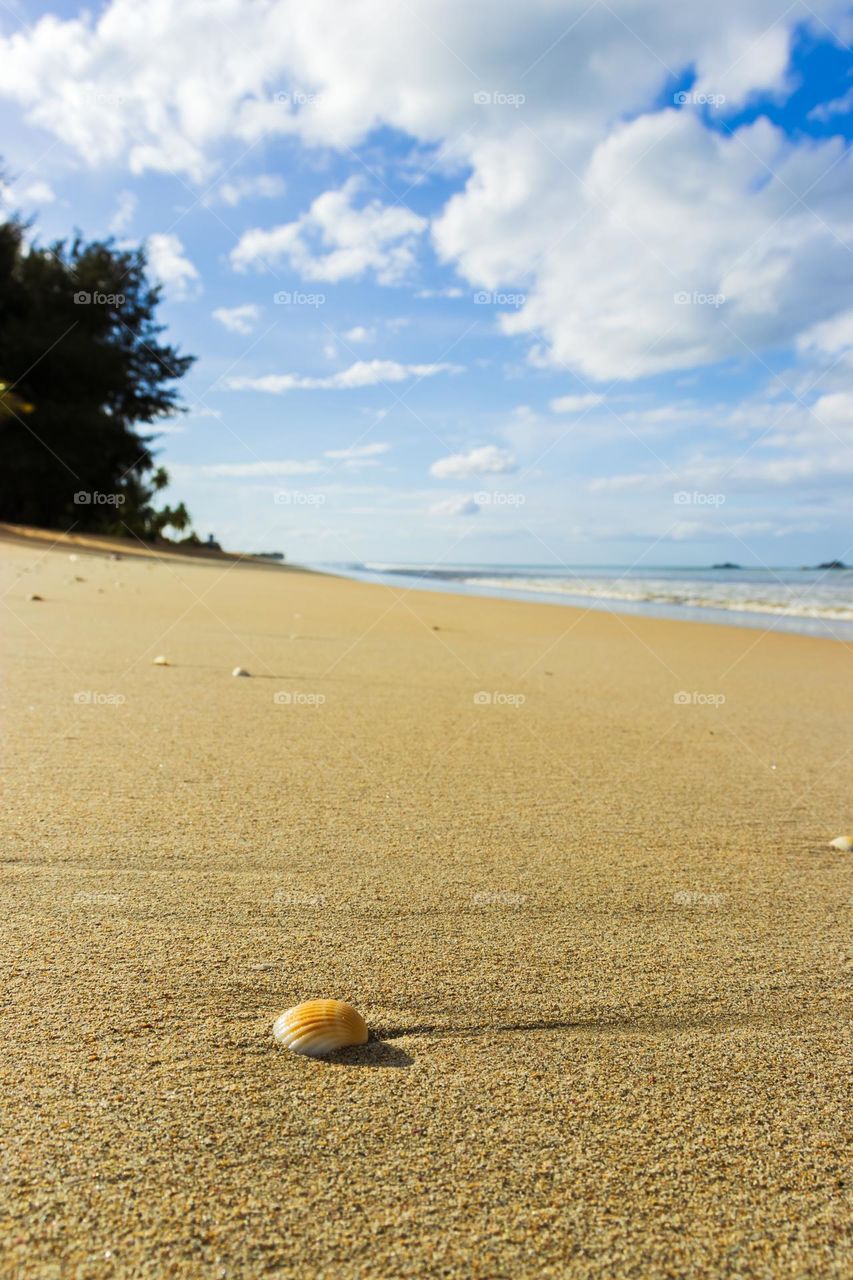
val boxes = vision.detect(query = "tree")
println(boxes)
[0,212,195,538]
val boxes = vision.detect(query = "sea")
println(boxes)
[317,562,853,640]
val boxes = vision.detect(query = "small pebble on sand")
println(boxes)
[829,835,853,851]
[152,656,170,666]
[232,666,250,677]
[28,593,43,602]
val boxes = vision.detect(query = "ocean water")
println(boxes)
[320,562,853,640]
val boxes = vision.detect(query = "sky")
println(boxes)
[1,0,852,567]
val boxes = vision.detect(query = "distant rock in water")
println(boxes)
[815,560,848,570]
[712,562,741,570]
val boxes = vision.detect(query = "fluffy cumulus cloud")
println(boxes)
[146,233,201,299]
[226,360,462,393]
[212,303,261,334]
[430,445,516,479]
[2,0,852,382]
[231,178,426,283]
[493,113,853,380]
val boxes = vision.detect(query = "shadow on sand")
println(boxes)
[326,1039,415,1069]
[374,1007,796,1042]
[322,1007,798,1069]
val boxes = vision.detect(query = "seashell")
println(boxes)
[829,835,853,851]
[232,666,250,677]
[152,655,170,666]
[68,554,79,561]
[272,999,369,1057]
[28,593,43,601]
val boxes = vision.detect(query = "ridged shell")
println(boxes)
[272,999,369,1057]
[829,835,853,851]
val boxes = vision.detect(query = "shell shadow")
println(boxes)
[326,1038,414,1069]
[372,1008,796,1041]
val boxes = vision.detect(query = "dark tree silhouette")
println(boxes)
[0,212,195,538]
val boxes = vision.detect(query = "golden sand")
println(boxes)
[1,527,850,1278]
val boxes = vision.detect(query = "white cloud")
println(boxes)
[797,309,853,358]
[201,460,323,477]
[0,178,55,207]
[212,303,261,334]
[550,393,604,413]
[489,112,853,379]
[811,391,853,426]
[808,86,853,122]
[226,359,461,392]
[416,287,464,298]
[324,442,389,459]
[147,232,200,300]
[430,445,516,479]
[343,325,374,343]
[231,177,426,283]
[430,494,481,517]
[589,440,853,495]
[3,0,820,176]
[108,189,137,234]
[211,173,285,206]
[23,179,55,203]
[2,0,851,382]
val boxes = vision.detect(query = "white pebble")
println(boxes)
[232,667,250,677]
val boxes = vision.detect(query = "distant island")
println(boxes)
[815,560,848,570]
[254,551,286,561]
[712,562,741,570]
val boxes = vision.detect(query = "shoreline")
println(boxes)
[323,559,853,642]
[2,528,850,1278]
[8,525,849,644]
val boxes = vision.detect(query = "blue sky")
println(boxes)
[1,0,852,566]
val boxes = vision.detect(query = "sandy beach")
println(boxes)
[1,526,850,1279]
